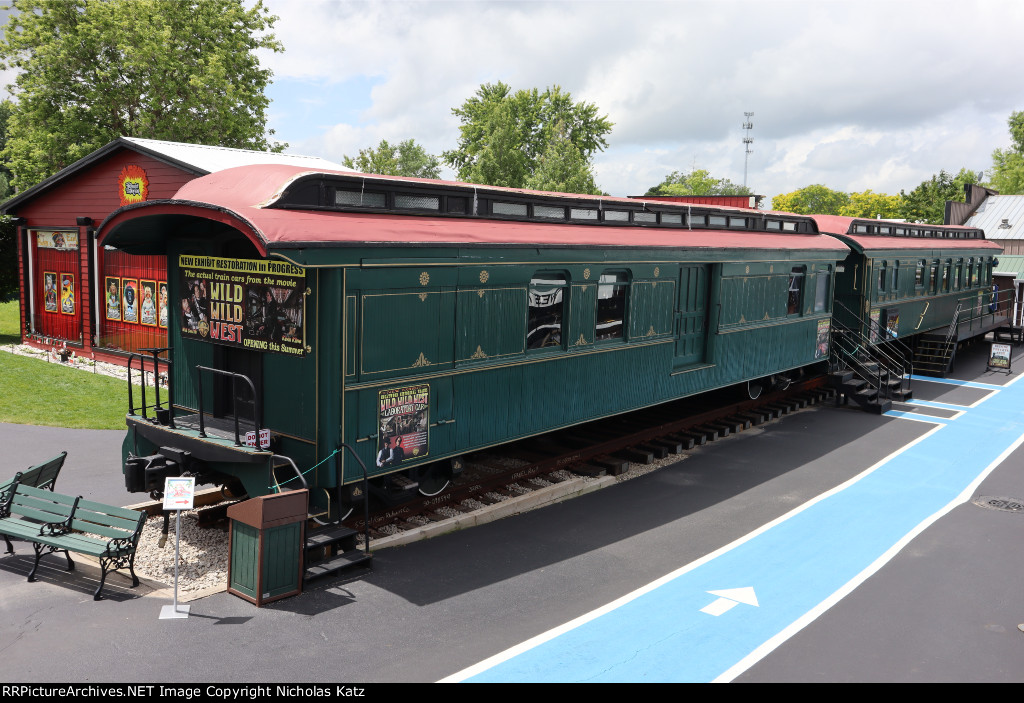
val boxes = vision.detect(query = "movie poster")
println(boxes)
[139,279,158,326]
[376,384,429,468]
[886,309,900,339]
[158,281,168,328]
[43,272,58,313]
[105,277,121,321]
[122,279,138,324]
[869,309,881,343]
[815,319,830,359]
[178,255,306,355]
[59,273,75,316]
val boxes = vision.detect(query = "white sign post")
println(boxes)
[159,476,195,620]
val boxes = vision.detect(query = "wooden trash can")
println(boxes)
[226,489,308,606]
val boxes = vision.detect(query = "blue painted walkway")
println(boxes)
[447,370,1024,682]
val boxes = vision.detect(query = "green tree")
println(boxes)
[343,138,441,179]
[0,215,15,301]
[771,185,850,215]
[645,168,751,197]
[523,122,600,195]
[838,190,901,219]
[443,82,612,192]
[0,0,285,191]
[898,168,981,224]
[989,110,1024,194]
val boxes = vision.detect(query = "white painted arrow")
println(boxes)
[700,587,760,616]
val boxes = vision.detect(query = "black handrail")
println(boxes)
[126,348,174,427]
[194,365,262,448]
[338,443,372,555]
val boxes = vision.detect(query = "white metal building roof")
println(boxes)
[964,195,1024,240]
[121,137,344,173]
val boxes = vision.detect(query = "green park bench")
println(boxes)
[0,451,68,496]
[0,481,145,600]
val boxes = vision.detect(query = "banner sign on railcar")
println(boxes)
[377,384,430,468]
[178,255,306,356]
[815,319,830,359]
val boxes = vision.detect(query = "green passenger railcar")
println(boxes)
[103,166,847,519]
[817,216,1002,342]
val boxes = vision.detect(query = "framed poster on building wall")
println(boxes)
[158,281,169,328]
[43,271,58,313]
[59,273,75,316]
[139,280,158,326]
[122,278,138,324]
[105,277,122,321]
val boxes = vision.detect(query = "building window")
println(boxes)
[527,273,567,350]
[787,267,805,315]
[595,271,629,341]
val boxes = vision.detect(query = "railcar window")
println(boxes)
[814,267,831,313]
[967,258,975,287]
[855,224,870,233]
[728,217,746,227]
[878,262,887,292]
[571,208,598,220]
[661,213,682,225]
[942,262,950,292]
[604,210,629,222]
[595,272,629,341]
[915,261,925,288]
[394,194,439,210]
[534,205,565,219]
[493,202,528,217]
[708,215,727,227]
[787,267,805,315]
[688,214,706,226]
[766,220,781,230]
[634,212,657,224]
[879,226,892,235]
[527,273,567,350]
[335,190,386,208]
[447,198,467,214]
[782,221,797,232]
[929,260,939,293]
[954,259,963,289]
[893,262,900,293]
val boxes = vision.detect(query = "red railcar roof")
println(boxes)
[809,214,1000,252]
[99,165,847,255]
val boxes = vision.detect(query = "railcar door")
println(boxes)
[213,346,263,427]
[674,264,709,367]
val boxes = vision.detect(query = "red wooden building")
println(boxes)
[2,137,341,364]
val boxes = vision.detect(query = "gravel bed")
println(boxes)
[133,513,229,594]
[3,342,166,386]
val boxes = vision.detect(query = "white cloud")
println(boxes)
[260,0,1024,199]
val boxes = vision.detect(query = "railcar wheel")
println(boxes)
[415,462,452,497]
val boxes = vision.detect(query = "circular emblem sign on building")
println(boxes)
[118,164,150,206]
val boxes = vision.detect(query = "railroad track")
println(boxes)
[350,377,835,541]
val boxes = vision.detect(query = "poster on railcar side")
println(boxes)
[105,277,121,321]
[177,255,306,356]
[139,280,158,326]
[42,271,58,313]
[885,309,900,339]
[815,319,830,359]
[122,278,138,323]
[59,273,75,316]
[869,309,881,343]
[376,384,429,468]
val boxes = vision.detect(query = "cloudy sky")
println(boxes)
[253,0,1024,203]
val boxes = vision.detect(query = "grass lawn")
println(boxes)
[0,300,166,429]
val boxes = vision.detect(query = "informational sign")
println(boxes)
[36,230,78,250]
[162,476,196,511]
[178,255,306,356]
[989,343,1012,373]
[245,428,271,450]
[376,384,429,468]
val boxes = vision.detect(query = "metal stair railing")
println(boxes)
[832,301,911,399]
[830,323,887,401]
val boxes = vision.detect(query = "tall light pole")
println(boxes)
[742,112,754,190]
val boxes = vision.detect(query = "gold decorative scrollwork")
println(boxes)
[574,333,589,346]
[419,271,430,286]
[654,266,660,278]
[477,289,485,298]
[418,292,428,302]
[647,325,656,336]
[745,265,750,274]
[583,268,591,280]
[479,270,489,283]
[470,345,488,359]
[412,352,430,367]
